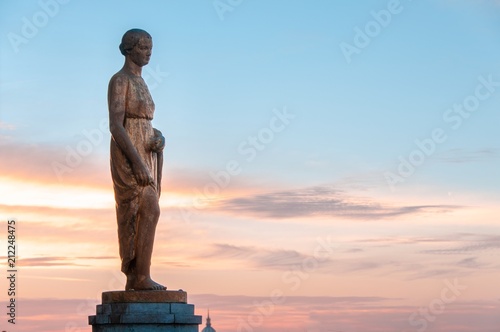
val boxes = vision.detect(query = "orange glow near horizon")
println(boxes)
[0,177,113,209]
[1,166,498,332]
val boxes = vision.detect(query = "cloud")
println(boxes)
[0,140,254,196]
[11,296,500,332]
[200,243,333,270]
[18,256,115,267]
[348,233,500,279]
[0,206,117,245]
[199,232,499,281]
[20,256,84,267]
[407,268,462,280]
[190,295,500,332]
[0,140,110,188]
[0,204,115,220]
[355,236,451,245]
[5,298,100,332]
[191,293,401,332]
[432,148,500,163]
[200,242,400,276]
[343,248,364,253]
[456,257,483,269]
[213,186,458,220]
[157,260,192,268]
[192,293,392,309]
[420,233,500,255]
[0,120,16,130]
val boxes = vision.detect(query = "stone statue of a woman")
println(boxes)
[108,28,166,291]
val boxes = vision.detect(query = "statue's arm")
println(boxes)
[151,128,165,196]
[157,149,163,197]
[108,75,153,186]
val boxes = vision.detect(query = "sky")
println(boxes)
[0,0,499,331]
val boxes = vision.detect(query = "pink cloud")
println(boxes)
[210,186,460,220]
[10,296,499,332]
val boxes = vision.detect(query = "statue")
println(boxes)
[108,29,166,291]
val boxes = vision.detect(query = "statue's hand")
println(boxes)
[150,128,165,152]
[151,136,165,152]
[132,161,153,186]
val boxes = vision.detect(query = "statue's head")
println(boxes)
[119,29,152,56]
[119,29,152,67]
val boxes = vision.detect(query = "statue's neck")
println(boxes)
[123,58,143,77]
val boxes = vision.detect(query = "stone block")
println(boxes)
[102,290,187,304]
[90,291,200,331]
[114,313,175,324]
[96,304,111,315]
[174,314,202,324]
[107,302,171,314]
[88,314,110,324]
[170,303,194,315]
[91,324,200,332]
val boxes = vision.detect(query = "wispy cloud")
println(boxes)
[200,242,399,277]
[200,243,333,270]
[0,120,16,130]
[456,256,484,269]
[11,296,500,332]
[0,140,110,187]
[191,294,500,332]
[432,148,500,163]
[0,140,253,196]
[419,233,500,255]
[0,204,115,220]
[199,232,500,281]
[214,186,459,220]
[17,256,114,267]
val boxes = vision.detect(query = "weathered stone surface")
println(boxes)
[102,290,187,304]
[109,28,166,292]
[90,291,200,331]
[116,313,175,324]
[99,302,171,314]
[170,303,194,315]
[96,304,110,315]
[89,315,110,325]
[174,314,202,324]
[92,324,199,332]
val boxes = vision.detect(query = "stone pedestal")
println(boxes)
[88,290,201,331]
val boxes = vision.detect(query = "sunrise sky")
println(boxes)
[1,0,500,331]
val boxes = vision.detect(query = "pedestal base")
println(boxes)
[89,291,201,332]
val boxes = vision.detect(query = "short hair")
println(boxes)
[119,29,152,56]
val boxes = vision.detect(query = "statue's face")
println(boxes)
[128,36,152,67]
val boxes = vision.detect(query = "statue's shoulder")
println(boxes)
[109,70,131,89]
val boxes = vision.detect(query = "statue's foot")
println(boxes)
[125,275,135,291]
[130,277,166,291]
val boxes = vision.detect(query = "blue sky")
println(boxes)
[2,0,499,190]
[1,1,500,331]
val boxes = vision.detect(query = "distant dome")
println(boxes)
[201,310,216,332]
